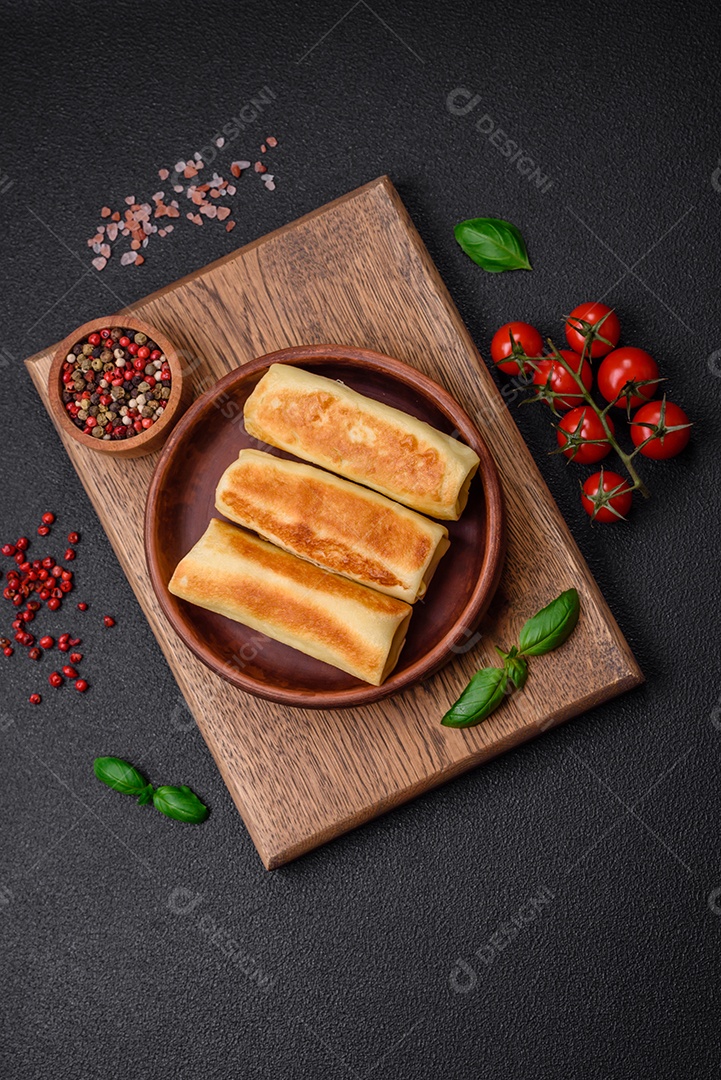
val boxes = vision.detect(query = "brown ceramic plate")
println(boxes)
[145,344,505,708]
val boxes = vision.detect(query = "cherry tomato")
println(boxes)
[629,399,691,459]
[557,407,615,464]
[490,321,544,375]
[532,351,593,411]
[581,470,633,522]
[565,302,621,358]
[597,347,659,409]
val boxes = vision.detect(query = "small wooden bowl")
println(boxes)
[48,315,192,459]
[146,344,506,709]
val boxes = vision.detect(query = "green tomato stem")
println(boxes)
[524,340,651,499]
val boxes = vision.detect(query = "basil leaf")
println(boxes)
[441,667,508,728]
[454,217,532,273]
[504,655,528,690]
[153,785,209,824]
[518,589,580,657]
[94,756,153,799]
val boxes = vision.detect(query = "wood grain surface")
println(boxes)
[25,176,643,869]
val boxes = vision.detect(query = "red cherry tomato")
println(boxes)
[556,407,615,464]
[597,347,659,409]
[490,321,544,375]
[533,351,593,411]
[630,399,691,459]
[565,302,621,358]
[581,470,633,522]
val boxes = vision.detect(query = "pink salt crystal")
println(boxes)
[92,256,107,271]
[266,136,277,147]
[124,195,135,205]
[216,206,231,220]
[215,137,225,148]
[120,251,137,266]
[100,244,111,258]
[158,168,170,179]
[173,184,184,193]
[175,161,186,172]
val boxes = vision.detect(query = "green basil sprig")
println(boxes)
[153,786,209,824]
[518,589,580,656]
[454,217,532,273]
[441,668,508,728]
[93,756,208,823]
[93,757,155,804]
[442,589,580,729]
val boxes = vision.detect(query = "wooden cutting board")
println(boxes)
[25,176,643,868]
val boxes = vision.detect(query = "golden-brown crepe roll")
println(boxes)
[243,364,480,520]
[215,449,449,603]
[168,518,412,685]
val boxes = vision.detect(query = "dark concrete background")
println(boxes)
[2,1,720,1076]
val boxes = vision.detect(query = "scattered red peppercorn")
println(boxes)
[68,532,79,544]
[1,543,16,556]
[64,548,76,561]
[77,602,88,611]
[58,641,70,651]
[69,637,81,647]
[41,513,55,525]
[16,537,28,551]
[37,525,50,537]
[48,598,61,611]
[29,647,41,660]
[74,679,88,693]
[70,652,83,663]
[48,672,63,688]
[62,665,79,679]
[3,647,13,657]
[29,693,41,705]
[103,615,115,628]
[39,635,54,649]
